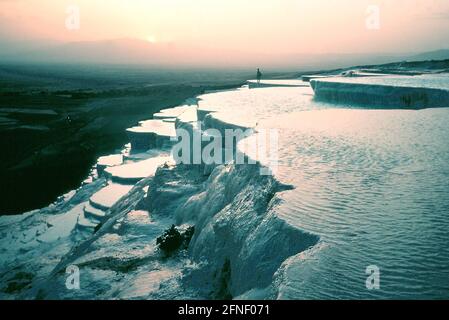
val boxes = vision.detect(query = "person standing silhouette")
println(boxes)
[257,68,262,84]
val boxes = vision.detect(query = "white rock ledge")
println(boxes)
[311,75,449,109]
[104,156,172,184]
[247,79,309,88]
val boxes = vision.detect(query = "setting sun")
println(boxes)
[146,35,157,44]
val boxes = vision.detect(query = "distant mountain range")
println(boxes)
[408,49,449,62]
[1,37,448,71]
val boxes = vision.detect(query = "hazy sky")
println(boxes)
[1,0,448,54]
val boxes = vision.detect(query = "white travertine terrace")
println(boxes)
[96,154,124,174]
[104,156,172,183]
[247,79,309,88]
[153,105,192,120]
[89,183,134,211]
[311,74,449,109]
[126,120,177,150]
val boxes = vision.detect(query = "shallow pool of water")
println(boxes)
[260,108,449,299]
[201,82,449,299]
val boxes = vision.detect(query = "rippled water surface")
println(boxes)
[264,108,449,299]
[204,83,449,299]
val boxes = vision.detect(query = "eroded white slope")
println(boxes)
[173,164,318,298]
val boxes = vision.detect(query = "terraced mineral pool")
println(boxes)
[247,79,310,88]
[127,120,176,137]
[252,108,449,299]
[90,183,134,210]
[200,81,449,299]
[314,74,449,90]
[104,156,173,183]
[197,85,328,121]
[97,154,123,169]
